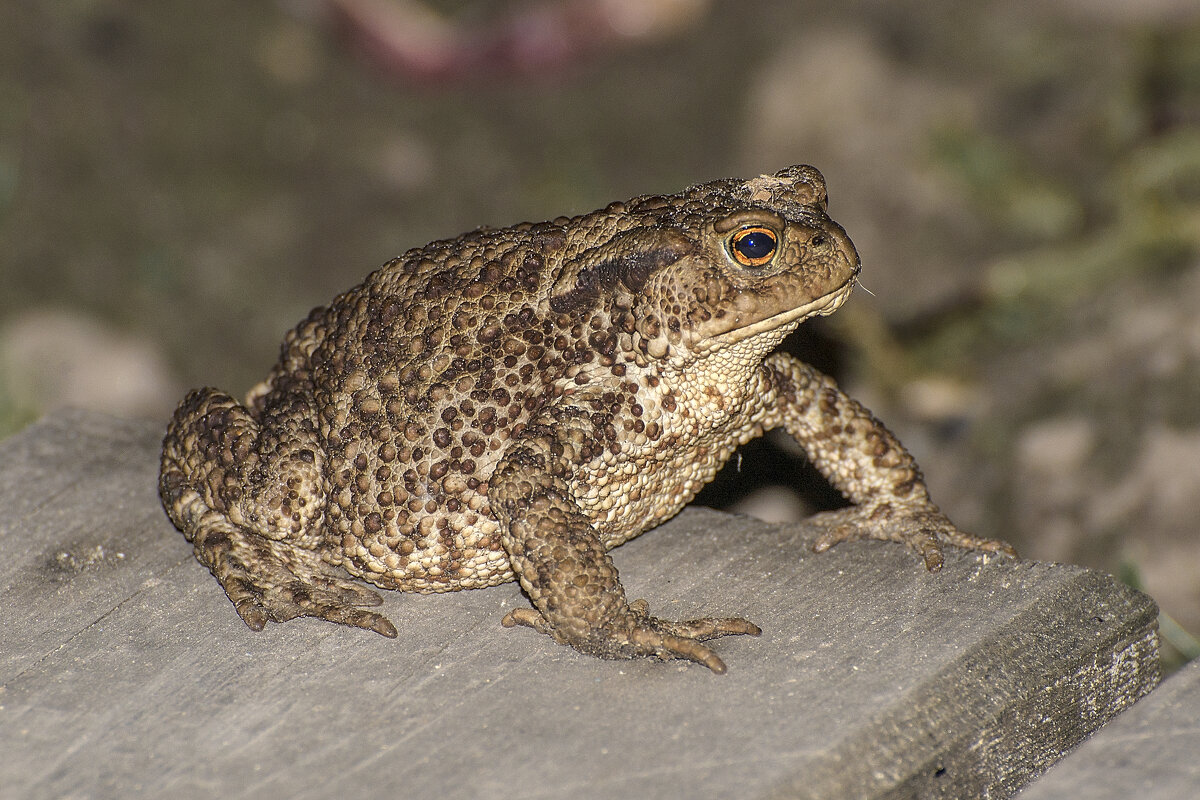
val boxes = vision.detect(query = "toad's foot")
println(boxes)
[188,506,398,638]
[502,599,760,674]
[808,503,1017,572]
[492,406,763,673]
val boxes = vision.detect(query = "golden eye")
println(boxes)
[729,226,778,268]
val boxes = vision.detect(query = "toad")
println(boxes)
[160,165,1013,673]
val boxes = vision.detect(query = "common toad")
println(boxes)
[160,165,1013,673]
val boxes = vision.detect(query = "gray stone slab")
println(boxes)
[1018,656,1200,798]
[0,409,1160,800]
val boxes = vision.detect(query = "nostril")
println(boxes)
[811,233,828,247]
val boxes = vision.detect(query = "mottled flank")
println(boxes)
[160,165,1014,673]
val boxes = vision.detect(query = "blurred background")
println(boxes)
[2,0,1198,667]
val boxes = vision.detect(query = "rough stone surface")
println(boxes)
[0,410,1161,799]
[1018,657,1200,799]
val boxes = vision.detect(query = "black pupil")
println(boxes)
[736,231,775,261]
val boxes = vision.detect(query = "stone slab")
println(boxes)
[0,410,1160,800]
[1018,656,1200,798]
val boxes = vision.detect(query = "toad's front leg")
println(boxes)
[489,406,759,674]
[760,354,1016,570]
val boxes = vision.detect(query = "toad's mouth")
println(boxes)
[695,267,860,354]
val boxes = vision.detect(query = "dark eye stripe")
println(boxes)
[729,226,778,267]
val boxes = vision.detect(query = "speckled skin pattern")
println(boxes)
[160,165,1014,673]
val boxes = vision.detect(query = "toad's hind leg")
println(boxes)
[159,387,397,637]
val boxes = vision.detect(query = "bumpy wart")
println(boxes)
[160,164,1014,673]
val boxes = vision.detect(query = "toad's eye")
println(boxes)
[728,226,778,268]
